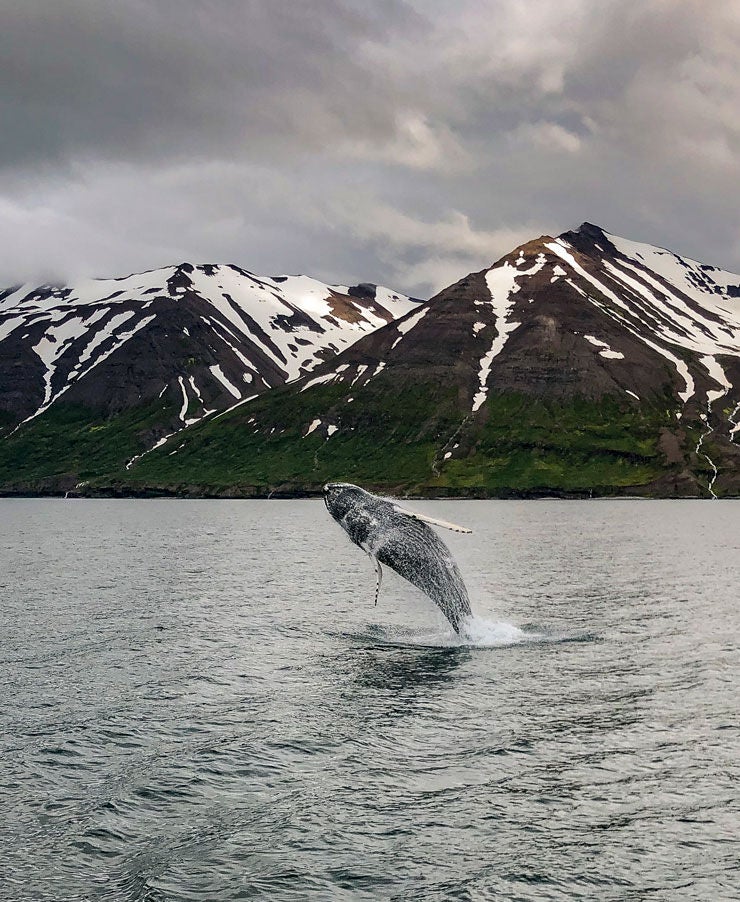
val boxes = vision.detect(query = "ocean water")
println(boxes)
[1,498,739,901]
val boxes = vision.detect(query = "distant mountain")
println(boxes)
[111,223,740,498]
[0,264,419,492]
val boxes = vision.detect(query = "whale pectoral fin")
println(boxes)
[373,557,383,606]
[392,504,473,534]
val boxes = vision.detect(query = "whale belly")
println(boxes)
[375,517,472,633]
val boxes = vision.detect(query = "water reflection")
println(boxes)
[324,644,470,726]
[350,645,470,693]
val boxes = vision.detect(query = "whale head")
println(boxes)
[323,482,371,526]
[324,482,387,552]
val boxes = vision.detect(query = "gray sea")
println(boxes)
[2,498,739,900]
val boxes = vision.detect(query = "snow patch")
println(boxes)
[177,377,190,422]
[583,334,625,359]
[350,364,368,387]
[472,258,545,412]
[391,306,428,350]
[701,355,731,405]
[729,402,740,440]
[188,375,205,406]
[0,316,25,342]
[209,364,241,399]
[300,371,337,393]
[74,310,136,369]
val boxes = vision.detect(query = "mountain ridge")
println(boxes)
[2,223,740,497]
[0,262,420,480]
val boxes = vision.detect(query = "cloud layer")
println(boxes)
[2,0,739,294]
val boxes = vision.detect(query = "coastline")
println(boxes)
[0,484,729,500]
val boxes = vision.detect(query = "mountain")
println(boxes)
[3,223,740,498]
[0,264,419,492]
[104,223,740,499]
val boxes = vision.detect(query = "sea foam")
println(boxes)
[458,615,527,647]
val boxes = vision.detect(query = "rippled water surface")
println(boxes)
[2,498,739,900]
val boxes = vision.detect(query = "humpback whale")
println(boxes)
[323,483,474,633]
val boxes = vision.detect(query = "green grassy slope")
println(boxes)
[105,373,680,497]
[0,401,176,493]
[0,370,718,497]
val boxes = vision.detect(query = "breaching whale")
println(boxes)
[323,483,473,633]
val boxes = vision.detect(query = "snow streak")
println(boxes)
[547,242,697,408]
[473,256,545,412]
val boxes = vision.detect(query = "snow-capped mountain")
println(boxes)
[139,223,740,499]
[3,223,740,497]
[280,221,740,415]
[0,263,420,435]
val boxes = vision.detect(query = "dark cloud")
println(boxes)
[1,0,739,294]
[0,0,423,168]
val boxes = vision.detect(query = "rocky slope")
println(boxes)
[110,223,740,498]
[0,264,419,491]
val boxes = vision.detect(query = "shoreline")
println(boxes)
[0,487,730,501]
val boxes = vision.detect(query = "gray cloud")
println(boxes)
[0,0,422,169]
[1,0,739,295]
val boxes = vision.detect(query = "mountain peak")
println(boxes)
[572,221,608,236]
[557,221,612,247]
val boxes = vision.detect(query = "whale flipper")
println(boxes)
[373,557,383,606]
[392,504,472,534]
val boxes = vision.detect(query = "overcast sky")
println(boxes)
[1,1,739,295]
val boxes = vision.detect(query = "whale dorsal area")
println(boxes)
[391,504,473,534]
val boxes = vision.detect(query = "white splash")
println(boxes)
[369,617,527,648]
[459,615,527,646]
